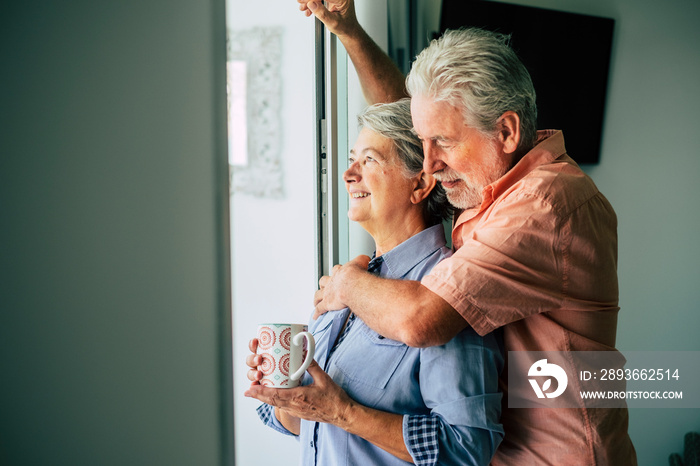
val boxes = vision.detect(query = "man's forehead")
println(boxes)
[411,97,466,137]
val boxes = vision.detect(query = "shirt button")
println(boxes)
[309,441,314,448]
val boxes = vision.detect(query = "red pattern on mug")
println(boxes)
[280,353,290,376]
[258,327,275,350]
[280,328,292,351]
[259,352,275,375]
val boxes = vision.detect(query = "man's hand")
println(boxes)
[297,0,361,38]
[297,0,406,104]
[244,360,356,429]
[313,255,370,319]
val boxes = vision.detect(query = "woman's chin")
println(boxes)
[347,209,365,224]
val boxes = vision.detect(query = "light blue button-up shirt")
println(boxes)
[258,224,504,465]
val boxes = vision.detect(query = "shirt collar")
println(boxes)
[488,129,566,201]
[370,224,446,279]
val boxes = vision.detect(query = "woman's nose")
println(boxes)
[343,162,360,183]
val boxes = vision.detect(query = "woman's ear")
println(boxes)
[497,111,521,155]
[411,171,437,205]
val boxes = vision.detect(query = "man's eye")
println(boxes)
[348,157,355,164]
[366,156,375,162]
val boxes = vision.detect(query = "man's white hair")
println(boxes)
[407,28,538,151]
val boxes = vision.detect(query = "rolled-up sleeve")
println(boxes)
[256,404,298,438]
[405,328,504,465]
[404,414,439,465]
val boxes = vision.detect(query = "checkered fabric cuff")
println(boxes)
[404,414,440,466]
[256,403,297,437]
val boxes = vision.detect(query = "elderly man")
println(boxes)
[294,1,637,464]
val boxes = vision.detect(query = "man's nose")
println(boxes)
[422,141,446,174]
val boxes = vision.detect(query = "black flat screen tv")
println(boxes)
[439,0,614,164]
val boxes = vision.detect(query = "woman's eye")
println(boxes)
[366,156,375,162]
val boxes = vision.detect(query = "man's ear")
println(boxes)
[411,171,437,205]
[497,111,521,155]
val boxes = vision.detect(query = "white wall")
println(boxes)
[0,1,232,465]
[226,2,317,464]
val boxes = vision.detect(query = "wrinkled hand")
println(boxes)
[244,360,355,428]
[313,255,370,319]
[296,0,360,38]
[245,338,263,386]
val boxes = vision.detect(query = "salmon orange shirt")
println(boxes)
[421,130,637,465]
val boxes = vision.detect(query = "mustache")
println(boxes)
[432,168,464,183]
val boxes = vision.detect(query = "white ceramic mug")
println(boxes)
[256,323,315,388]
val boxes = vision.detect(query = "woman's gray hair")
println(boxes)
[406,27,538,151]
[358,98,453,226]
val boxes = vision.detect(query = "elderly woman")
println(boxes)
[245,99,503,466]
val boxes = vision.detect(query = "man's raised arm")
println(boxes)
[298,0,407,104]
[315,256,468,347]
